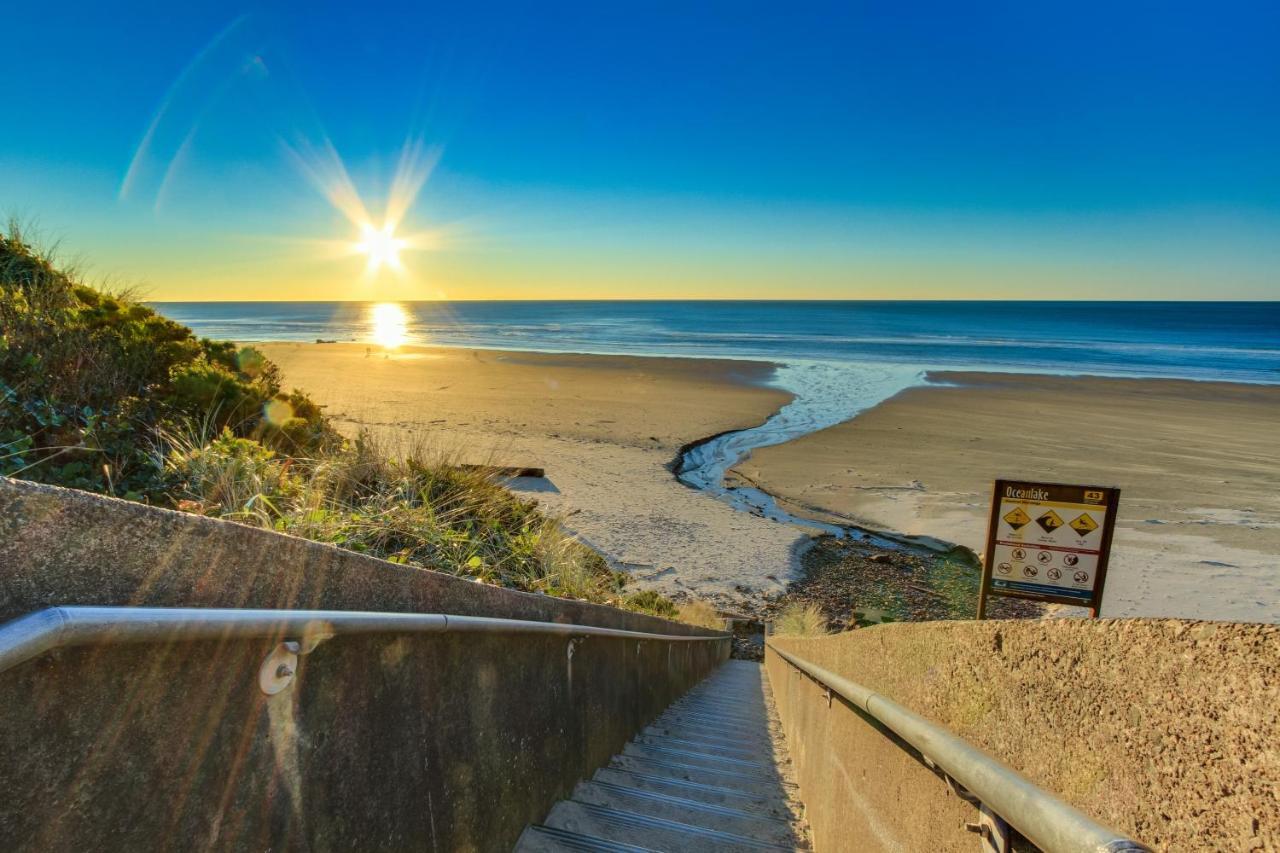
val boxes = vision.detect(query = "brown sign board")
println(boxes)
[978,479,1120,617]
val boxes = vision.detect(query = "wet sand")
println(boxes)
[257,343,805,607]
[736,372,1280,623]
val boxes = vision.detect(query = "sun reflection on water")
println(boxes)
[369,303,408,349]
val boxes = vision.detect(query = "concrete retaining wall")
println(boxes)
[0,478,729,851]
[768,618,1278,852]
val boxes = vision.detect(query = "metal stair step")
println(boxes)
[514,824,657,852]
[633,734,764,762]
[544,800,796,852]
[570,780,804,846]
[642,722,777,748]
[655,712,783,732]
[669,700,772,719]
[591,768,797,818]
[654,708,770,723]
[621,742,777,774]
[608,754,797,799]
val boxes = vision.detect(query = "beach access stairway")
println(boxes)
[516,660,811,852]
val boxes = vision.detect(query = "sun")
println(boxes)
[355,222,406,271]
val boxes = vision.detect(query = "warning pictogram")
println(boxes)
[1003,507,1031,530]
[1069,513,1099,537]
[1036,510,1064,534]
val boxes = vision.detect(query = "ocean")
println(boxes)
[152,300,1279,537]
[151,300,1279,386]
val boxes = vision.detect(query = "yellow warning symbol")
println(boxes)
[1003,506,1031,530]
[1036,510,1064,534]
[1069,513,1099,536]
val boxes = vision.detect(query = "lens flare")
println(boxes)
[369,302,408,348]
[285,136,447,284]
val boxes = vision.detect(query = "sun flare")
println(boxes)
[356,222,406,272]
[369,302,408,349]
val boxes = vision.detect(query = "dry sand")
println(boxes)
[258,343,806,606]
[736,372,1280,623]
[261,345,1279,622]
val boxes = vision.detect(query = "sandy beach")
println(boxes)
[258,343,806,607]
[736,372,1280,623]
[262,344,1278,622]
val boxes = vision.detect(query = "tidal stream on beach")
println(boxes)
[675,360,928,547]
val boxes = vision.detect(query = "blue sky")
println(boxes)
[2,1,1278,299]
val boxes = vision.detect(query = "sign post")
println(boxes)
[977,479,1119,619]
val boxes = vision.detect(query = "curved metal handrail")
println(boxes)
[0,606,728,674]
[767,642,1150,853]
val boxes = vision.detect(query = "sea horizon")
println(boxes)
[152,299,1280,385]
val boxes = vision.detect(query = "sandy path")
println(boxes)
[736,372,1280,623]
[258,343,806,607]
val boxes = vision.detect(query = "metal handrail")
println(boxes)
[0,606,728,674]
[767,642,1150,853]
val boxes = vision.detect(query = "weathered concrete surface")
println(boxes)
[0,477,728,851]
[769,618,1279,852]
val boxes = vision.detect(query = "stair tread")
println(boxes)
[546,801,797,851]
[570,781,804,845]
[515,824,658,852]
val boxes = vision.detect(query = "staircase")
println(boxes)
[515,660,810,852]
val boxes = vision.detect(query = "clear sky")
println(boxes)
[3,2,1278,300]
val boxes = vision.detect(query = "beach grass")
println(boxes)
[774,601,829,636]
[676,600,724,629]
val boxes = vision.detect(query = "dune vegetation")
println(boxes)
[773,601,829,637]
[0,224,681,618]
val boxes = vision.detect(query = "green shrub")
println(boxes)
[0,223,336,497]
[623,589,679,619]
[165,428,296,522]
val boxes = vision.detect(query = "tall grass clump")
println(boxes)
[677,600,724,630]
[774,602,829,636]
